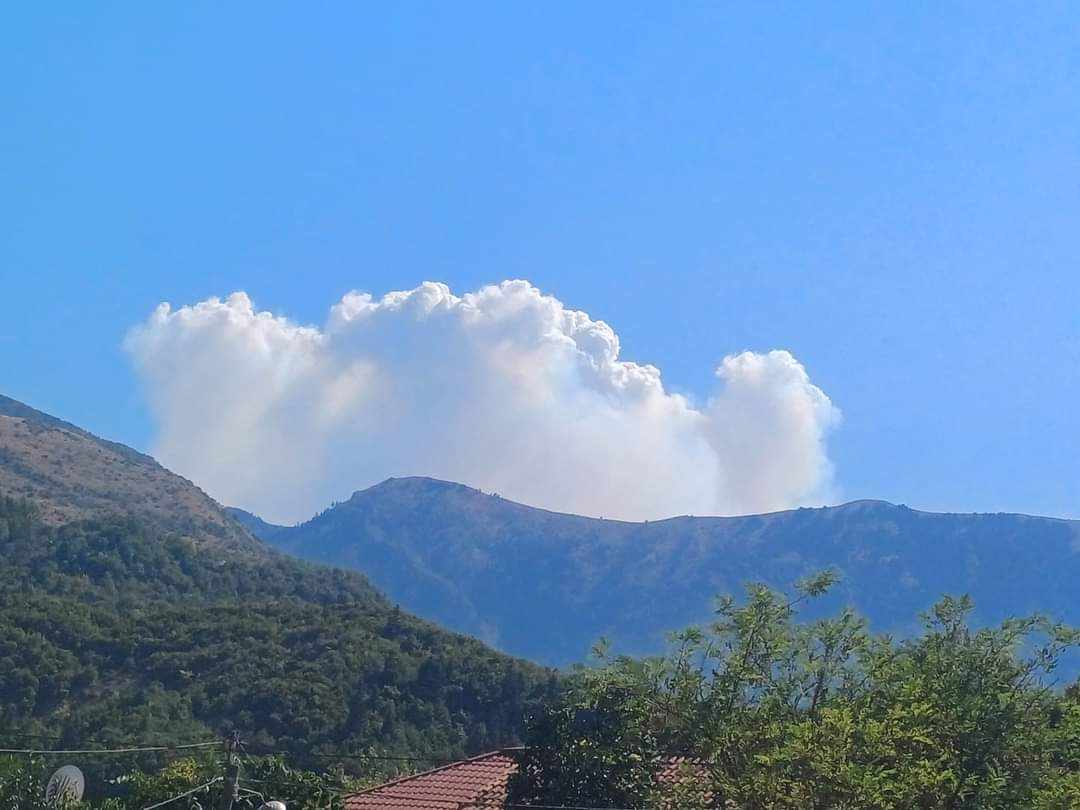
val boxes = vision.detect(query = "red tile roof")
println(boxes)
[344,750,519,810]
[345,750,708,810]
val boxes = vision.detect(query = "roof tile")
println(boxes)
[345,751,518,810]
[345,750,710,810]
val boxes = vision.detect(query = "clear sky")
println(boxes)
[3,3,1080,518]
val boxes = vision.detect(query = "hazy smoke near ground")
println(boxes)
[125,281,840,523]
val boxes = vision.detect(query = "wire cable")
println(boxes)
[0,738,456,764]
[0,740,221,756]
[244,748,456,764]
[140,776,222,810]
[5,732,222,747]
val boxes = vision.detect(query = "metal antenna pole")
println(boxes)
[217,733,241,810]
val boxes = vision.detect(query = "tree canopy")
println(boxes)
[0,494,559,788]
[0,752,366,810]
[509,572,1080,809]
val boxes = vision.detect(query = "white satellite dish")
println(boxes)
[45,765,85,804]
[258,803,286,810]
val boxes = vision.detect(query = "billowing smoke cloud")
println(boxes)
[125,281,840,523]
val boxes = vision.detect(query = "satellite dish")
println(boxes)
[257,803,286,810]
[45,765,85,804]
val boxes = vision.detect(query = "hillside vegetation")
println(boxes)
[0,396,561,773]
[240,476,1080,665]
[0,495,558,769]
[0,394,259,552]
[510,574,1080,810]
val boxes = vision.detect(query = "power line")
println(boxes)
[140,781,222,810]
[0,740,221,756]
[0,738,456,765]
[243,747,457,764]
[6,732,221,747]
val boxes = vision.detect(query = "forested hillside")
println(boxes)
[243,476,1080,665]
[0,495,559,771]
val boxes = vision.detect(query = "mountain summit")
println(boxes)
[239,476,1080,665]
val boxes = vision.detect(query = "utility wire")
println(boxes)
[0,740,221,756]
[244,748,456,764]
[6,732,222,747]
[0,738,454,764]
[141,776,222,810]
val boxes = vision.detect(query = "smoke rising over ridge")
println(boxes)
[125,281,840,523]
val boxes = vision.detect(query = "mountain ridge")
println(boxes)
[0,393,260,552]
[237,477,1078,529]
[245,476,1080,665]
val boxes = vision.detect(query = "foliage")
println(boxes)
[509,572,1080,809]
[118,754,367,809]
[0,756,49,810]
[0,753,364,810]
[0,495,560,780]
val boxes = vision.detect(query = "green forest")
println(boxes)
[5,491,1080,808]
[0,494,559,800]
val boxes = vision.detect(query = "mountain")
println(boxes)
[242,477,1080,666]
[0,397,558,770]
[0,394,258,553]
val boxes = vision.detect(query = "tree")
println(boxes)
[0,756,123,810]
[508,574,1080,809]
[120,754,365,810]
[0,497,560,771]
[0,753,366,810]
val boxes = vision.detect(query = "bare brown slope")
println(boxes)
[0,394,261,553]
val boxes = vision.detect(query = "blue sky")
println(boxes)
[3,3,1080,518]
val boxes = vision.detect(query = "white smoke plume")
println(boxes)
[125,281,840,523]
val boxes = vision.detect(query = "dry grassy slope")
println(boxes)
[0,394,261,553]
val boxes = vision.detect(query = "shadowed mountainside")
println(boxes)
[235,477,1080,665]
